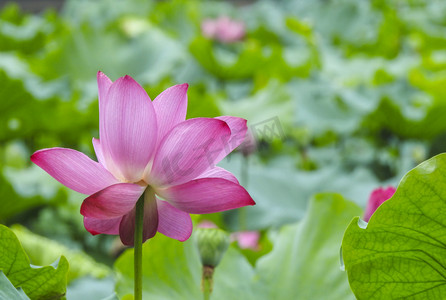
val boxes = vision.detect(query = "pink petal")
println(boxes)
[157,178,255,214]
[97,71,113,107]
[157,199,192,241]
[119,192,159,246]
[92,138,106,166]
[101,75,158,182]
[196,167,239,184]
[97,72,122,178]
[80,183,144,219]
[84,216,122,235]
[97,71,113,151]
[31,147,118,195]
[148,118,231,187]
[364,186,396,222]
[153,84,188,147]
[214,116,247,164]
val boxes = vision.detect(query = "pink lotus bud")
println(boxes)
[363,186,396,222]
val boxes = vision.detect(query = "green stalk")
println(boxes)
[203,281,211,300]
[239,155,249,230]
[202,265,214,300]
[134,193,145,300]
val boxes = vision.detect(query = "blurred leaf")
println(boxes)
[190,37,265,80]
[0,224,69,299]
[31,19,186,104]
[362,96,446,140]
[291,78,372,135]
[115,193,359,299]
[185,83,221,118]
[218,81,293,128]
[115,233,202,299]
[11,225,111,282]
[342,153,446,299]
[0,271,30,300]
[0,3,50,55]
[0,62,98,147]
[149,0,201,42]
[219,154,379,230]
[115,229,266,299]
[0,171,38,221]
[285,0,381,51]
[66,276,116,300]
[257,193,361,299]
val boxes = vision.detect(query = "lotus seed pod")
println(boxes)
[195,228,230,267]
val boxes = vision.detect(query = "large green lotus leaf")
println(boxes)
[0,225,69,299]
[66,276,117,300]
[11,225,110,283]
[342,153,446,299]
[257,193,360,299]
[0,271,30,300]
[114,233,262,300]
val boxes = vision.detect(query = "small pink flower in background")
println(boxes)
[231,231,260,251]
[363,186,396,222]
[201,16,245,43]
[32,72,255,246]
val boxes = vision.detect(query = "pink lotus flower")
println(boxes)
[201,16,245,43]
[31,72,255,246]
[363,186,396,222]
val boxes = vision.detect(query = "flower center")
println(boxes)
[135,179,149,187]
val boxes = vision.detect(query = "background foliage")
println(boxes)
[1,0,445,298]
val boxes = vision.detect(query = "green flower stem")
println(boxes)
[202,265,214,300]
[241,154,249,187]
[239,155,249,230]
[134,193,145,300]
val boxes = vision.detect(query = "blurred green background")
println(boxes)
[1,0,445,299]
